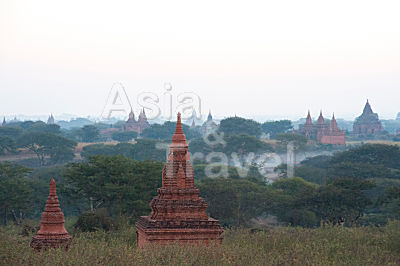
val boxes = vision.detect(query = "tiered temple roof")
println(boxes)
[31,179,71,250]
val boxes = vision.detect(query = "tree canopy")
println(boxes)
[219,117,262,137]
[64,155,163,218]
[262,120,293,138]
[17,132,76,165]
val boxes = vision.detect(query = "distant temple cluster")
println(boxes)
[297,100,388,144]
[298,111,346,145]
[122,108,150,134]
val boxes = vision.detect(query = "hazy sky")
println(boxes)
[1,0,399,121]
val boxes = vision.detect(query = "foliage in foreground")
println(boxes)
[1,221,400,265]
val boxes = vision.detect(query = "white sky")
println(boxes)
[0,0,399,121]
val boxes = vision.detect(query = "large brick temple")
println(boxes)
[136,113,223,247]
[298,111,346,145]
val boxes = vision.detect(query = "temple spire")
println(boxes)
[128,108,135,121]
[2,117,6,126]
[175,112,184,134]
[330,113,339,132]
[305,110,313,125]
[317,110,325,124]
[362,99,373,115]
[207,110,213,121]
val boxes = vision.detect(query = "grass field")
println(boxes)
[1,221,399,265]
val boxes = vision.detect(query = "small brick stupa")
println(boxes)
[136,113,223,247]
[31,179,72,250]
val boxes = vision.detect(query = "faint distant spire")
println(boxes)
[207,110,213,121]
[317,110,325,124]
[305,110,313,125]
[2,117,6,126]
[47,114,55,125]
[362,99,373,115]
[128,108,135,121]
[330,113,339,132]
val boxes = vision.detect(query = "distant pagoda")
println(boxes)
[31,179,72,250]
[201,110,218,136]
[353,100,383,137]
[47,114,55,125]
[123,108,150,134]
[136,113,223,247]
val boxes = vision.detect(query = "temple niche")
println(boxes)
[353,100,383,137]
[31,179,72,251]
[136,113,223,247]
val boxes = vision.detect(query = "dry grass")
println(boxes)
[1,221,399,266]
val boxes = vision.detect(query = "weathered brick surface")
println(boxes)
[30,179,71,251]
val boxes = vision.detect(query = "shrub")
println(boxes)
[74,209,116,232]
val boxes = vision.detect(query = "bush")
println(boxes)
[74,209,117,232]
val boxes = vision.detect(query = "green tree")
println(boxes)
[17,132,76,165]
[271,177,319,227]
[219,117,262,137]
[79,125,100,142]
[261,120,293,138]
[0,136,16,155]
[0,162,32,225]
[276,133,308,150]
[198,178,275,227]
[81,140,166,162]
[64,155,163,218]
[376,186,400,219]
[0,126,23,139]
[330,144,400,170]
[111,131,138,142]
[189,134,273,155]
[312,178,375,225]
[26,121,61,134]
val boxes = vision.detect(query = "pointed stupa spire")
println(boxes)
[47,114,55,125]
[31,179,71,250]
[305,110,313,125]
[207,110,213,121]
[362,99,373,115]
[317,110,325,124]
[171,113,187,147]
[330,113,339,132]
[165,112,191,187]
[2,117,6,126]
[191,119,196,128]
[128,108,135,121]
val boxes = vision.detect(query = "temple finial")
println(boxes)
[50,178,56,196]
[175,112,183,134]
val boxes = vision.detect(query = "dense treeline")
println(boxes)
[0,116,399,230]
[1,144,399,229]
